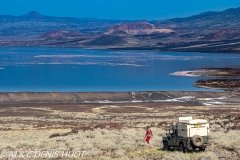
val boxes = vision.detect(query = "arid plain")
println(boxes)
[0,92,240,159]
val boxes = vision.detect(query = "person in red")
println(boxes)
[144,126,153,144]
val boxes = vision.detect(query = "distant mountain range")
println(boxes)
[0,11,130,39]
[156,7,240,29]
[1,8,240,53]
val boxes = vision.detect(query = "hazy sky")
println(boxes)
[1,0,240,20]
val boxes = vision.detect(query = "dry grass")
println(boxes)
[0,128,240,159]
[0,103,240,159]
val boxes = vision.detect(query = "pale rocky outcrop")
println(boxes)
[106,21,173,35]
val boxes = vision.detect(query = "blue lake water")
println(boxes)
[0,46,240,92]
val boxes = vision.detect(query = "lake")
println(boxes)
[0,47,240,92]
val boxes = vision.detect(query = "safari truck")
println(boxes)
[162,116,210,152]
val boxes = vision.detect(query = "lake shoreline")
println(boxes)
[0,91,239,106]
[1,41,240,54]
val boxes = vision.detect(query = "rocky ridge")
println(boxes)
[105,21,173,35]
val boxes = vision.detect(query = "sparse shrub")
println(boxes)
[200,152,218,160]
[71,128,79,134]
[49,133,61,138]
[162,151,191,160]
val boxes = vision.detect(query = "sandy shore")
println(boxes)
[0,91,240,159]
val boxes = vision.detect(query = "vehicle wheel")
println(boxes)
[199,147,206,151]
[163,141,170,151]
[179,143,186,153]
[192,135,203,147]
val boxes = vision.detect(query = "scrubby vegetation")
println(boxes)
[0,103,239,159]
[0,127,240,159]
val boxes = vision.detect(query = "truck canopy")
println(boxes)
[177,116,209,137]
[178,116,207,124]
